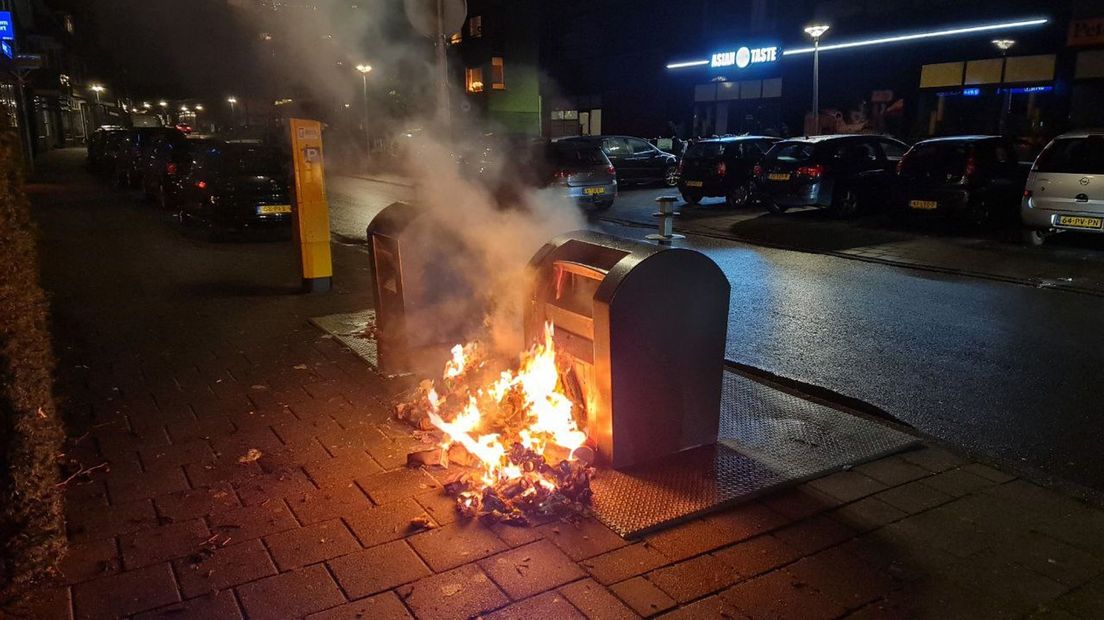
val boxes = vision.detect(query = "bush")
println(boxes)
[0,130,65,603]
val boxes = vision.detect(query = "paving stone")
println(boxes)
[1034,504,1104,558]
[304,451,383,487]
[829,496,908,533]
[961,462,1017,484]
[357,467,439,505]
[286,482,373,525]
[761,488,838,520]
[721,569,846,620]
[888,505,995,559]
[899,446,965,473]
[537,518,627,561]
[582,543,670,586]
[153,482,240,521]
[644,518,733,562]
[805,470,888,504]
[559,578,639,620]
[785,542,899,610]
[6,585,72,620]
[408,520,509,572]
[703,502,789,544]
[609,577,677,617]
[59,538,121,585]
[72,562,181,619]
[184,456,263,488]
[209,500,299,542]
[165,415,236,444]
[264,518,362,571]
[120,518,211,569]
[139,440,216,472]
[920,467,997,498]
[414,489,461,525]
[656,594,748,619]
[67,498,156,547]
[398,564,509,620]
[236,564,347,620]
[344,498,434,548]
[772,515,855,556]
[486,590,585,620]
[107,467,191,504]
[875,480,955,515]
[173,539,277,599]
[306,591,413,620]
[855,456,932,487]
[490,520,546,548]
[133,590,243,619]
[479,540,586,600]
[943,551,1070,610]
[648,553,741,604]
[257,440,334,474]
[1053,575,1104,618]
[328,539,431,598]
[713,534,803,579]
[1003,530,1104,588]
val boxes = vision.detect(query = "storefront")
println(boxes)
[669,42,785,137]
[1068,16,1104,128]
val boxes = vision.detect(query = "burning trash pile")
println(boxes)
[395,323,594,525]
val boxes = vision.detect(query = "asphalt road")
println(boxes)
[331,175,1104,498]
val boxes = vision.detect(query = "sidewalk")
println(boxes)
[21,149,1104,619]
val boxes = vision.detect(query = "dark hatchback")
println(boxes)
[556,135,679,187]
[677,136,779,207]
[87,125,127,175]
[896,136,1028,224]
[174,142,292,236]
[756,135,908,217]
[114,127,184,189]
[143,136,216,210]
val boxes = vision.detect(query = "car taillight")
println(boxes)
[896,156,909,175]
[715,161,727,176]
[196,180,207,189]
[753,164,763,177]
[553,170,570,182]
[677,160,684,174]
[797,165,825,178]
[964,154,977,179]
[608,165,616,176]
[166,162,178,176]
[1024,189,1033,199]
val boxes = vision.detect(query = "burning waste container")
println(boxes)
[525,231,730,469]
[367,202,484,375]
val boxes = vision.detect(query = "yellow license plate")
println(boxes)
[584,187,606,196]
[768,173,791,182]
[1057,215,1103,229]
[909,200,938,210]
[258,205,292,214]
[685,180,704,188]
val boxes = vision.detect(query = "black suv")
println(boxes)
[557,135,679,186]
[756,135,908,217]
[678,136,779,207]
[896,136,1028,224]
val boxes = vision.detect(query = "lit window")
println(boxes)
[449,32,462,45]
[466,67,484,93]
[468,15,482,38]
[491,57,505,90]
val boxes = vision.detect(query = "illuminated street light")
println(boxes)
[804,25,830,136]
[158,100,168,108]
[142,102,151,109]
[992,39,1016,53]
[356,65,373,151]
[993,39,1017,134]
[195,104,204,112]
[783,18,1047,55]
[89,84,105,104]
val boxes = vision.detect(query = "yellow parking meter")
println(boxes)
[289,119,333,293]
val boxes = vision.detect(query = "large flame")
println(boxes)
[424,323,587,487]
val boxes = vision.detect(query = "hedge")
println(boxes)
[0,130,66,605]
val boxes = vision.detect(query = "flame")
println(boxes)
[423,322,587,488]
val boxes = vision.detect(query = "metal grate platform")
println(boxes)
[590,370,919,538]
[310,310,394,376]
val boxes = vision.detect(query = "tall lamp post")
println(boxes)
[355,64,373,154]
[89,84,105,126]
[804,24,830,135]
[227,96,238,126]
[993,39,1016,135]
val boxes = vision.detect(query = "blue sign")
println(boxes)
[0,11,13,41]
[962,88,981,97]
[1,41,11,60]
[1001,85,1054,95]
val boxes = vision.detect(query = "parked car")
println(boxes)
[755,135,908,217]
[174,142,293,237]
[113,127,185,189]
[86,126,127,175]
[143,136,214,210]
[97,131,133,181]
[677,136,779,207]
[547,140,617,209]
[896,136,1028,225]
[1021,131,1104,246]
[556,135,679,187]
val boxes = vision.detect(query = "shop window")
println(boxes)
[468,15,482,38]
[491,57,505,90]
[466,67,484,93]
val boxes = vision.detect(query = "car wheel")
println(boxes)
[765,200,788,215]
[681,192,701,206]
[664,165,679,187]
[1022,228,1049,247]
[831,189,860,218]
[725,186,751,209]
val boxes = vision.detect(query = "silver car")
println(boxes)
[1021,131,1104,246]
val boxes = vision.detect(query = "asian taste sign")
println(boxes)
[711,46,779,69]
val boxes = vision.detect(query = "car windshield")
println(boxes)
[1035,137,1104,175]
[221,147,286,176]
[552,143,607,166]
[684,142,726,159]
[903,142,969,176]
[769,142,816,162]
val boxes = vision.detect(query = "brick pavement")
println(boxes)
[18,150,1104,619]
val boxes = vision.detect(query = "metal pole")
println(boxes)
[812,38,820,136]
[362,72,369,154]
[435,0,449,131]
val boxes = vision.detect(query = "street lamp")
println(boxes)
[993,39,1017,134]
[804,24,830,135]
[142,102,151,109]
[158,100,168,108]
[356,64,373,153]
[89,84,105,104]
[227,96,238,125]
